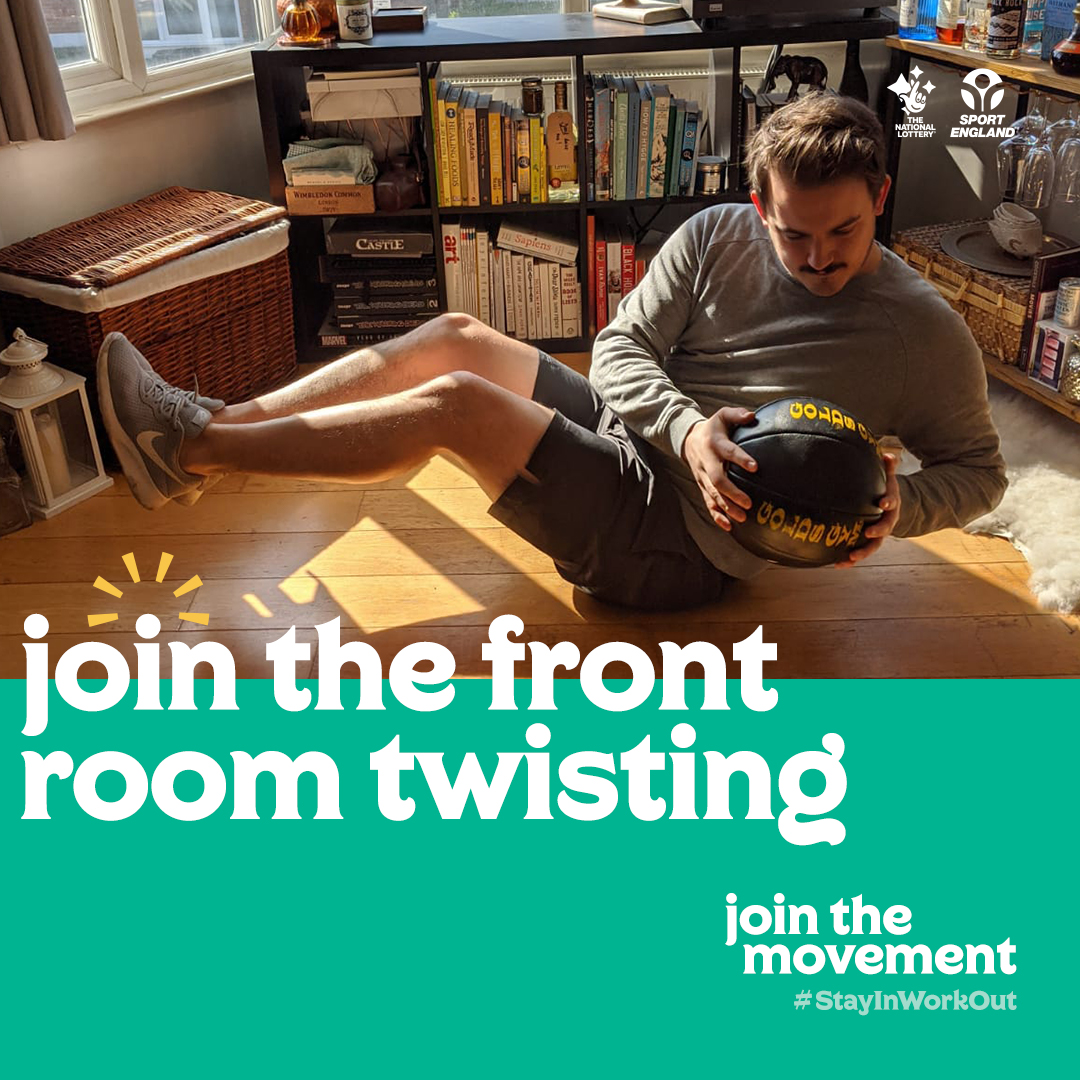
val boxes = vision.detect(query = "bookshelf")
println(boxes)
[251,10,896,362]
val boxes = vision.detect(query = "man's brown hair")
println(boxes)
[746,92,887,205]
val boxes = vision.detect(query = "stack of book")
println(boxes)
[584,74,702,202]
[586,216,665,335]
[441,221,582,342]
[428,78,576,208]
[318,221,439,346]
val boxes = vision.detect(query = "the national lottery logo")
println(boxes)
[888,65,936,139]
[888,64,936,116]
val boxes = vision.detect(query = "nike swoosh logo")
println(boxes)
[136,430,185,484]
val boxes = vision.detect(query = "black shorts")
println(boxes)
[489,352,728,611]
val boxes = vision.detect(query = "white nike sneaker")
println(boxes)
[97,333,212,510]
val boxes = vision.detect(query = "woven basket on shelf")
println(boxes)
[892,220,1030,364]
[0,188,296,405]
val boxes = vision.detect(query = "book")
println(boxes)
[477,227,491,326]
[613,78,630,202]
[289,168,358,186]
[1020,289,1059,373]
[594,229,608,332]
[325,222,434,257]
[495,221,578,265]
[512,253,528,339]
[1018,246,1080,372]
[636,83,653,200]
[539,259,552,340]
[594,74,612,201]
[488,100,504,206]
[648,84,672,199]
[334,296,440,314]
[514,108,531,204]
[462,90,480,207]
[492,249,505,333]
[371,6,427,30]
[502,246,516,336]
[445,84,464,207]
[529,114,545,204]
[626,79,642,202]
[331,279,439,298]
[334,315,437,332]
[586,213,596,337]
[441,222,462,312]
[318,255,437,286]
[502,108,514,202]
[548,262,563,340]
[620,227,635,300]
[532,258,543,339]
[524,258,537,339]
[560,264,580,338]
[679,102,700,195]
[666,95,681,196]
[477,93,492,206]
[584,72,596,202]
[436,80,452,206]
[606,226,622,323]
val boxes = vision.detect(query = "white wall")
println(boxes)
[0,81,270,248]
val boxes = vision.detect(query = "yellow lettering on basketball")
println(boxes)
[769,507,786,531]
[789,403,804,419]
[756,501,774,525]
[804,403,818,420]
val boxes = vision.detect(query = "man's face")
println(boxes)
[751,170,891,297]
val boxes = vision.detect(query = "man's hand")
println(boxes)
[834,453,901,568]
[682,407,758,531]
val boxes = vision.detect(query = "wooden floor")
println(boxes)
[1,357,1077,679]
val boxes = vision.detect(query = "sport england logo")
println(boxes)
[888,65,936,138]
[952,69,1013,137]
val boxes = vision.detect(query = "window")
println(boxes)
[44,0,587,118]
[42,0,275,116]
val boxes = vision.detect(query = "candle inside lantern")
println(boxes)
[33,408,72,496]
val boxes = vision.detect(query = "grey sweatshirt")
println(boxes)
[591,204,1007,579]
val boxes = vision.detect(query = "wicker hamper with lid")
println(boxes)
[0,187,297,404]
[892,220,1030,364]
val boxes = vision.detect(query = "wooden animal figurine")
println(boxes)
[766,55,829,101]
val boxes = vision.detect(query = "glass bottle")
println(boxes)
[545,81,577,188]
[839,39,870,102]
[937,0,964,43]
[900,0,938,40]
[964,0,990,50]
[987,0,1027,59]
[279,0,321,42]
[1022,0,1046,55]
[1051,4,1080,76]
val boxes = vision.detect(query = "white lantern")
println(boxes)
[0,328,113,518]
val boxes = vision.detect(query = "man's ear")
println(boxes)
[873,175,893,216]
[750,191,768,222]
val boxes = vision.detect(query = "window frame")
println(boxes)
[57,0,593,122]
[58,0,278,120]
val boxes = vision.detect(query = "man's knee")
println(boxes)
[422,312,486,352]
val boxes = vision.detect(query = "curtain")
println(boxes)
[0,0,75,146]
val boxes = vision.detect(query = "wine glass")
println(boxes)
[1018,136,1056,210]
[1054,137,1080,203]
[1046,102,1079,156]
[1017,92,1050,137]
[998,130,1037,202]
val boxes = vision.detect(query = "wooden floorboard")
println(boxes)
[2,382,1077,678]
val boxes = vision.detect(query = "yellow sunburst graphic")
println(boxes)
[88,551,209,627]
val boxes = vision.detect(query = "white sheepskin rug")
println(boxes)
[900,381,1080,612]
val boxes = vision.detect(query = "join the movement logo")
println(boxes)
[887,65,936,139]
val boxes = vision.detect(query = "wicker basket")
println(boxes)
[893,221,1030,364]
[0,188,296,404]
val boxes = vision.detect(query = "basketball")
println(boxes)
[726,397,887,568]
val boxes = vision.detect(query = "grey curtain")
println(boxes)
[0,0,76,146]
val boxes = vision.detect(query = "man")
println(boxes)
[98,94,1005,611]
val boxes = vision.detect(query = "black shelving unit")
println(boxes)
[251,10,896,362]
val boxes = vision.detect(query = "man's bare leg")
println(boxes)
[182,370,554,502]
[215,313,541,424]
